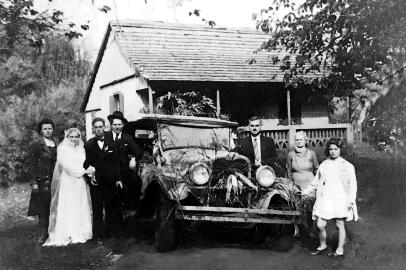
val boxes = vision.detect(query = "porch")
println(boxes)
[141,81,353,157]
[239,123,353,159]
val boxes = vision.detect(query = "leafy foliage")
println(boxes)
[367,78,406,149]
[255,0,406,103]
[188,8,216,28]
[1,35,90,98]
[0,35,90,178]
[0,0,88,60]
[156,91,217,117]
[255,0,406,147]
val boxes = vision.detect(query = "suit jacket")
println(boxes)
[234,135,278,166]
[84,135,120,185]
[28,137,59,185]
[105,131,142,175]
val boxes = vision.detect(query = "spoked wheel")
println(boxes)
[154,193,176,252]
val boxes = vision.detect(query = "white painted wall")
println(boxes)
[85,112,94,139]
[85,37,148,139]
[260,116,328,130]
[100,78,148,120]
[301,116,329,125]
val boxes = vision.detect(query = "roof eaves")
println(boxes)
[81,23,113,112]
[109,20,259,34]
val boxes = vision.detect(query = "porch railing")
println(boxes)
[239,123,353,156]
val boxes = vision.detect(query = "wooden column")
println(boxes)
[287,88,291,126]
[148,85,153,114]
[345,95,355,152]
[216,89,221,117]
[287,89,295,150]
[346,123,354,154]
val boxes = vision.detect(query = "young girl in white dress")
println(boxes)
[302,138,358,257]
[43,128,95,246]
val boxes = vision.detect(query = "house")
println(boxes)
[81,20,353,157]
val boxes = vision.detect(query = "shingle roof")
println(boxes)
[82,20,327,111]
[111,20,325,82]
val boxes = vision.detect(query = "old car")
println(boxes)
[133,114,301,251]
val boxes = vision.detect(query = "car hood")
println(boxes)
[162,148,231,165]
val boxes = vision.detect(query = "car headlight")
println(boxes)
[189,162,211,185]
[255,165,275,187]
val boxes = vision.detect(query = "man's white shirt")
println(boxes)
[251,135,261,162]
[113,132,122,141]
[97,140,104,150]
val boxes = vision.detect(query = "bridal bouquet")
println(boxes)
[85,166,96,177]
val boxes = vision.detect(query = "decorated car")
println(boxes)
[134,114,301,251]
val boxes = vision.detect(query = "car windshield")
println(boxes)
[158,124,232,151]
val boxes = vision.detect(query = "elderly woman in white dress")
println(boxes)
[302,138,358,257]
[43,128,95,246]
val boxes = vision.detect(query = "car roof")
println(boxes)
[129,114,238,129]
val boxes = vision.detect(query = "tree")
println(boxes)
[255,0,406,127]
[0,35,90,174]
[0,0,88,60]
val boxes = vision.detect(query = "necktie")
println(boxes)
[97,138,104,150]
[253,137,261,162]
[115,133,119,141]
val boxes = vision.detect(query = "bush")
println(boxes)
[0,35,90,183]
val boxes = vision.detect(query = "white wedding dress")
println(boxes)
[43,138,93,246]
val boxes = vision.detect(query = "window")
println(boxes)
[113,94,120,111]
[109,92,124,113]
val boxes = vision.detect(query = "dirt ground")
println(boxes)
[1,157,406,270]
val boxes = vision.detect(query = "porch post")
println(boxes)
[287,88,295,150]
[346,124,354,154]
[287,88,291,125]
[216,89,221,117]
[148,85,153,114]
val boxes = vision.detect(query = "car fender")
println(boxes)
[252,189,290,209]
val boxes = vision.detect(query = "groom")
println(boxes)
[84,117,121,240]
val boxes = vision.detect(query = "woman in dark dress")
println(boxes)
[27,119,58,244]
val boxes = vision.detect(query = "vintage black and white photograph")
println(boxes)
[0,0,405,269]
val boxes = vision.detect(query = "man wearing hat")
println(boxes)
[106,111,143,216]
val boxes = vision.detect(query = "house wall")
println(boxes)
[259,99,329,129]
[301,101,329,126]
[84,39,148,139]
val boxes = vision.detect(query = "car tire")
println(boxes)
[154,193,176,252]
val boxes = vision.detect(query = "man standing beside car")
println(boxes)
[233,116,278,170]
[106,111,143,214]
[84,117,121,240]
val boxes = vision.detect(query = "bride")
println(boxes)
[43,128,95,246]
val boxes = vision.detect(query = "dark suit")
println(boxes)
[234,134,278,167]
[27,137,58,236]
[105,131,142,210]
[84,135,121,238]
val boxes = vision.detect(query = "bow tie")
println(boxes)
[97,138,104,142]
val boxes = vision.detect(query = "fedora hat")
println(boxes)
[107,111,128,124]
